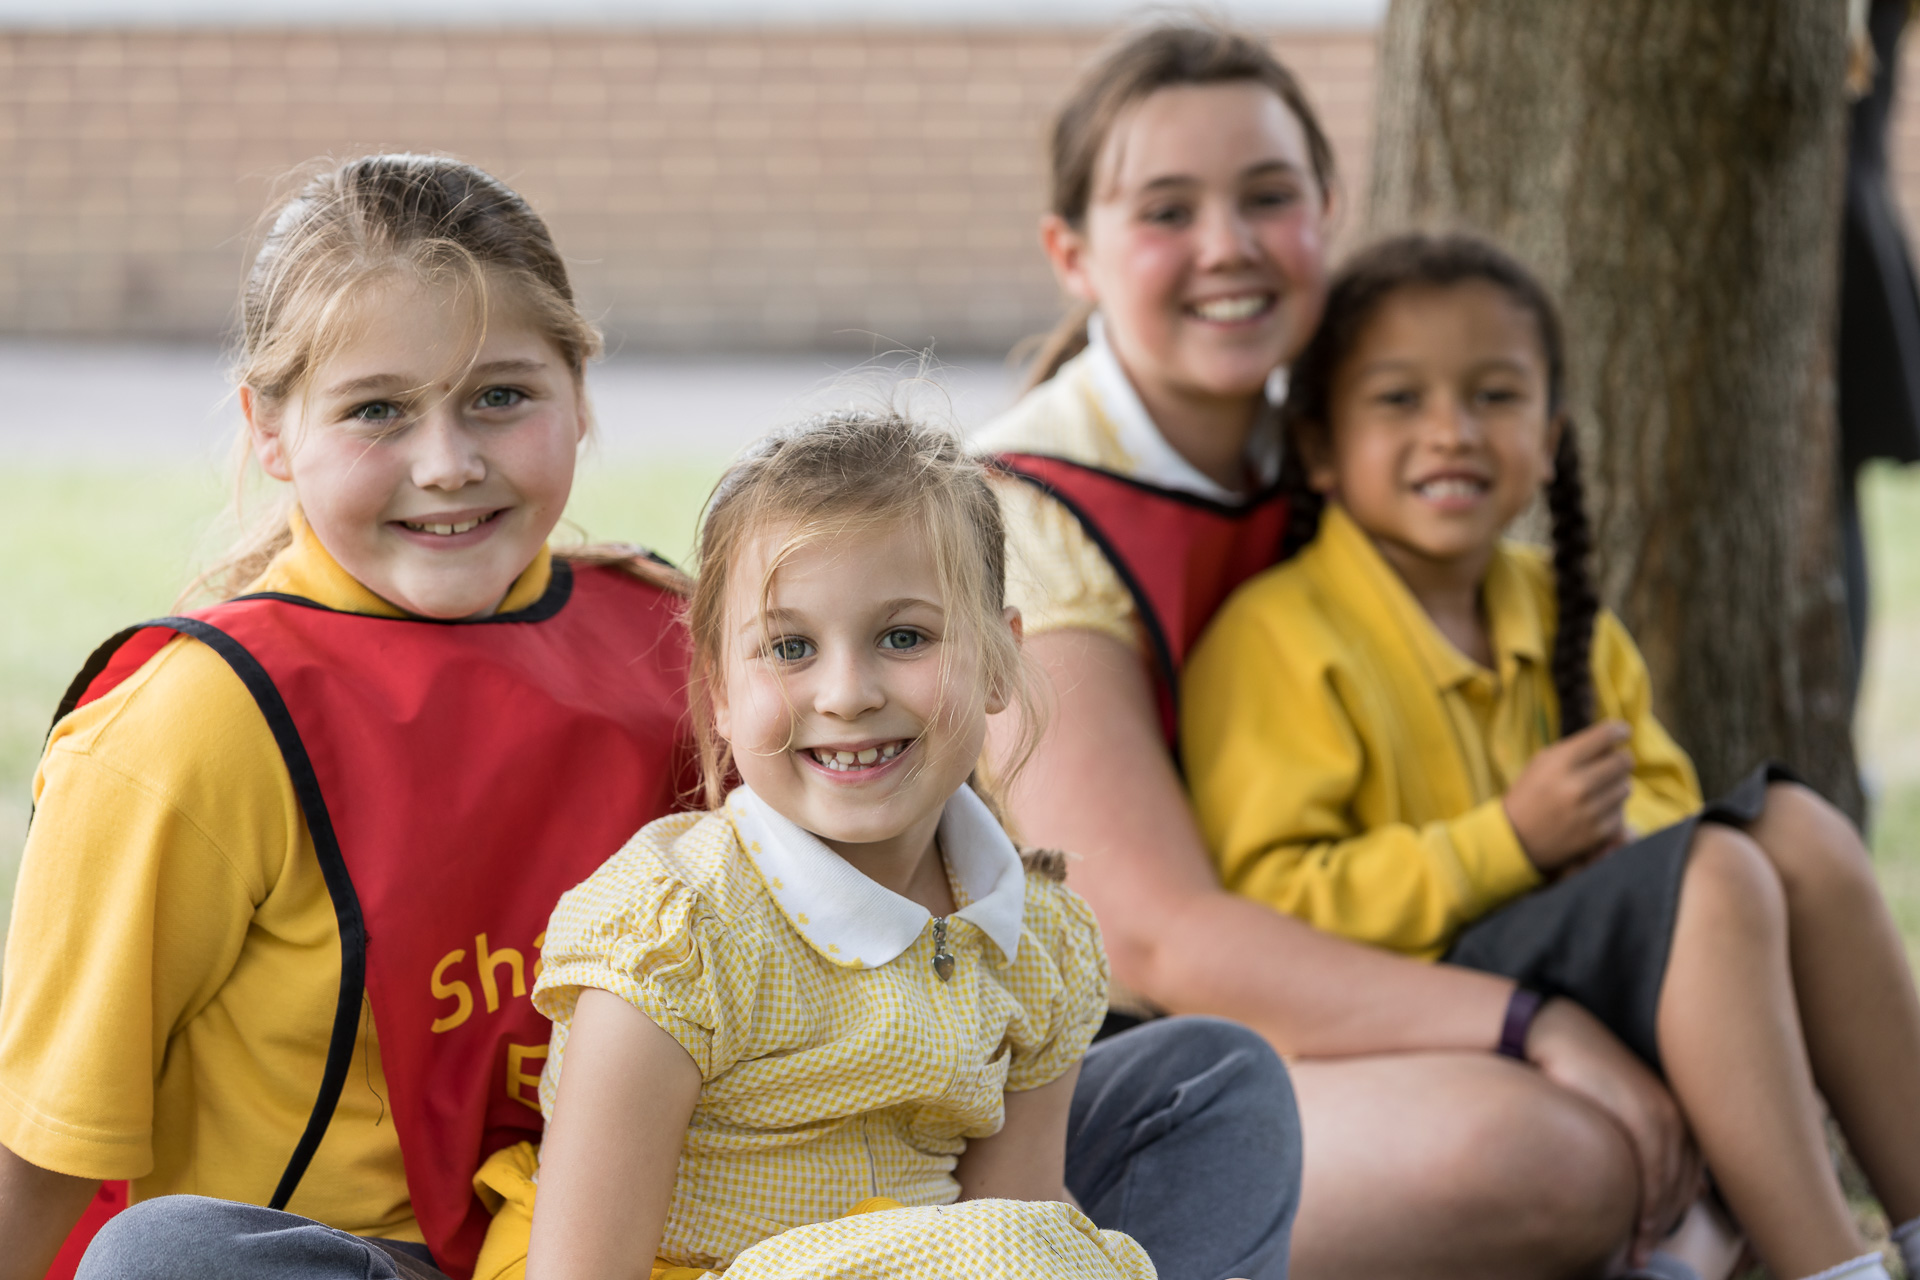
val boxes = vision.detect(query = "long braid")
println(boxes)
[1546,427,1599,736]
[1277,445,1325,558]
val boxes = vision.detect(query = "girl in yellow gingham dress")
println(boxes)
[476,414,1156,1280]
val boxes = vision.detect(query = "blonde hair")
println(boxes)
[1022,20,1338,388]
[190,153,604,603]
[687,411,1042,811]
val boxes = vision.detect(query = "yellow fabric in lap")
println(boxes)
[470,1142,907,1280]
[0,513,552,1241]
[1183,503,1703,960]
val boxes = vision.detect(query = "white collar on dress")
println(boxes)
[1084,311,1285,501]
[725,784,1027,970]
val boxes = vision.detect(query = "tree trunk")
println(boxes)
[1368,0,1862,815]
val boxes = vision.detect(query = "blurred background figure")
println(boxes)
[1841,0,1920,702]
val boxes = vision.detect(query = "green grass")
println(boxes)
[1859,460,1920,972]
[0,452,730,937]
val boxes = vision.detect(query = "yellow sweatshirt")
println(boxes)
[1181,503,1701,960]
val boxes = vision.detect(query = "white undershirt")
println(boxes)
[1084,312,1286,502]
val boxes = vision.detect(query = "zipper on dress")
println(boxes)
[931,916,955,982]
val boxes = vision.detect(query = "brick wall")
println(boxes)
[10,24,1919,354]
[0,25,1375,352]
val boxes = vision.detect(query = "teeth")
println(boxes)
[809,742,905,771]
[1191,295,1270,322]
[404,516,487,536]
[1415,478,1487,500]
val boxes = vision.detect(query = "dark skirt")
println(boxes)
[1442,763,1798,1072]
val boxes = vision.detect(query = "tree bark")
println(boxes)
[1369,0,1862,815]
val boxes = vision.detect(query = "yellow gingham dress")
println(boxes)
[531,785,1149,1279]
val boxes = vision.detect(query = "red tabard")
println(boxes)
[43,560,693,1280]
[992,452,1290,748]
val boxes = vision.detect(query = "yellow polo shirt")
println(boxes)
[1182,503,1701,960]
[0,515,552,1240]
[974,353,1144,652]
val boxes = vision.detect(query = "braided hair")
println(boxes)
[1280,232,1600,738]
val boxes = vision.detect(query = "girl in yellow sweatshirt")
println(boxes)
[1183,233,1920,1280]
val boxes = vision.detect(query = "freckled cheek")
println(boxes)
[504,412,582,506]
[296,444,403,543]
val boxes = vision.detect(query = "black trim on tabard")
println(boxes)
[167,616,367,1210]
[991,461,1182,739]
[50,623,157,734]
[992,452,1286,518]
[33,623,172,825]
[234,556,577,624]
[57,616,368,1210]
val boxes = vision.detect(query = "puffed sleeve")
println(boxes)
[1002,875,1110,1093]
[533,819,764,1096]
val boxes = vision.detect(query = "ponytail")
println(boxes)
[1018,300,1094,393]
[1546,427,1599,737]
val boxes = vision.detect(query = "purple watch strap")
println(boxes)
[1497,986,1546,1060]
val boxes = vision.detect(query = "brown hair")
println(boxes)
[1277,232,1600,736]
[1023,20,1339,387]
[686,411,1041,809]
[190,153,604,603]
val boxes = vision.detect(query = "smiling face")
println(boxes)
[712,516,1013,872]
[246,272,588,619]
[1310,280,1559,589]
[1045,80,1330,412]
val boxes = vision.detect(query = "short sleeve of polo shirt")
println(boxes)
[992,476,1140,653]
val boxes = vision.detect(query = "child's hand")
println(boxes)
[1503,720,1634,872]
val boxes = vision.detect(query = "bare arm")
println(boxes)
[527,988,701,1280]
[991,629,1515,1059]
[0,1142,97,1280]
[954,1066,1080,1204]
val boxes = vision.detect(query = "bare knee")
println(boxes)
[1747,782,1879,913]
[1392,1067,1636,1273]
[1682,825,1789,951]
[1456,1075,1639,1271]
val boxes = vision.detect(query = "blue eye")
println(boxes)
[769,637,814,662]
[880,628,924,652]
[350,401,403,424]
[476,386,524,410]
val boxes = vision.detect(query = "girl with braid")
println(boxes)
[1183,233,1920,1280]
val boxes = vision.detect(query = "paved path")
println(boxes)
[0,341,1021,463]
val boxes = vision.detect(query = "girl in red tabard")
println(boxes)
[979,21,1710,1276]
[0,155,694,1280]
